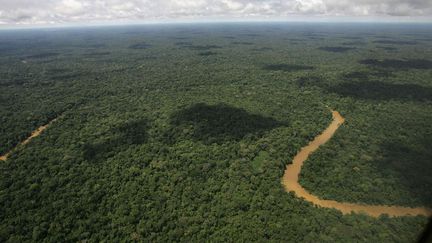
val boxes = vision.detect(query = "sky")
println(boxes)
[0,0,431,27]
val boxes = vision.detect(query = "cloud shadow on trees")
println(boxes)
[82,51,111,58]
[198,51,218,56]
[342,70,395,80]
[251,47,273,52]
[328,81,432,102]
[168,103,286,144]
[318,46,356,53]
[231,41,254,45]
[263,64,314,72]
[129,43,152,50]
[184,45,222,51]
[375,137,432,206]
[26,52,60,59]
[342,41,367,46]
[359,59,432,70]
[84,119,150,161]
[372,40,418,45]
[376,46,398,51]
[174,41,193,46]
[296,75,327,88]
[296,72,432,102]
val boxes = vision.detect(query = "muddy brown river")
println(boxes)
[1,113,431,217]
[282,111,432,217]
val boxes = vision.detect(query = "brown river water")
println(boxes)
[1,113,431,217]
[282,111,432,217]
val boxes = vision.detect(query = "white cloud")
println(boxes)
[0,0,431,26]
[295,0,327,14]
[221,0,244,11]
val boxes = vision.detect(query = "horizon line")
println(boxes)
[1,18,432,31]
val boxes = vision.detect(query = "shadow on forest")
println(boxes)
[168,103,285,144]
[241,33,262,37]
[49,73,83,81]
[342,70,395,80]
[372,40,417,45]
[83,52,111,57]
[318,46,356,53]
[263,64,314,72]
[251,47,273,52]
[340,36,363,40]
[26,52,60,59]
[342,41,367,46]
[129,43,152,49]
[44,68,84,81]
[376,46,398,51]
[175,41,193,46]
[198,51,217,56]
[296,75,326,88]
[359,59,432,70]
[84,119,149,161]
[231,41,254,45]
[0,79,27,87]
[329,81,432,101]
[72,43,106,49]
[375,137,432,206]
[297,72,432,102]
[184,45,222,51]
[169,36,190,40]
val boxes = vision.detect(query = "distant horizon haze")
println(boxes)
[0,0,431,28]
[1,17,432,30]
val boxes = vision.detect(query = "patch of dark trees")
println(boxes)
[359,59,432,70]
[185,45,222,51]
[175,42,193,46]
[26,52,60,59]
[376,46,398,51]
[251,47,273,52]
[168,103,285,144]
[376,137,432,206]
[231,42,254,45]
[330,81,432,102]
[263,64,314,72]
[198,51,217,56]
[129,43,152,49]
[318,46,356,53]
[372,40,417,45]
[84,119,150,161]
[83,52,111,57]
[343,70,394,80]
[342,41,367,46]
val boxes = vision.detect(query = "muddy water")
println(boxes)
[0,118,58,161]
[282,111,432,217]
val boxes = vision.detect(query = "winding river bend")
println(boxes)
[1,112,431,217]
[0,118,58,161]
[282,111,432,218]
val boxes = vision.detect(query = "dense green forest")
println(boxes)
[0,23,431,242]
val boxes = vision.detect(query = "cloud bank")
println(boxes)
[0,0,431,26]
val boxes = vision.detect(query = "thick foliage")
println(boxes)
[0,23,431,242]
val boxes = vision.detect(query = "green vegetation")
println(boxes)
[318,46,356,53]
[359,58,432,69]
[198,51,218,56]
[0,23,431,242]
[372,40,418,45]
[252,151,270,172]
[263,64,314,72]
[129,43,152,49]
